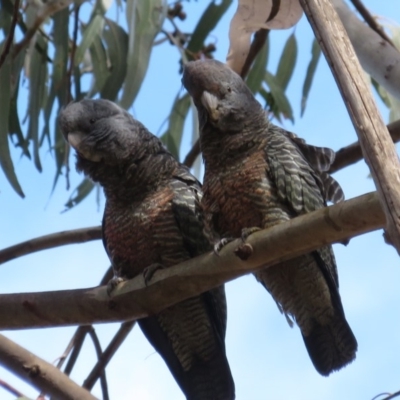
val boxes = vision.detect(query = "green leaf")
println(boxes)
[74,14,105,67]
[246,35,269,94]
[42,8,69,146]
[0,41,24,197]
[264,71,294,122]
[88,33,110,96]
[100,18,129,101]
[27,34,48,172]
[276,32,297,91]
[371,78,391,108]
[301,38,321,116]
[119,0,165,109]
[51,118,67,193]
[160,93,191,158]
[187,0,232,54]
[64,178,95,210]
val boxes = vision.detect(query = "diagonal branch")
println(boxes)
[300,0,400,253]
[0,191,385,330]
[0,334,98,400]
[330,119,400,173]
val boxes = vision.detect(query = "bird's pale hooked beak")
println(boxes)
[201,91,220,122]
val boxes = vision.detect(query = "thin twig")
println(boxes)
[49,268,113,400]
[240,29,269,78]
[349,0,396,48]
[380,391,400,400]
[87,328,109,400]
[67,5,80,104]
[183,138,200,167]
[83,321,135,391]
[0,379,26,398]
[330,119,400,173]
[0,0,21,69]
[0,226,102,265]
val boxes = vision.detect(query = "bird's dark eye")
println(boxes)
[227,86,232,93]
[90,118,96,124]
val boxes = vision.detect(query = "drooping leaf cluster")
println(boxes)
[0,0,328,207]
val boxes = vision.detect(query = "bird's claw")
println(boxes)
[143,263,165,286]
[213,237,234,255]
[241,227,261,242]
[107,276,126,296]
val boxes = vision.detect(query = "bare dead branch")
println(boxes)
[300,0,400,253]
[182,138,200,167]
[349,0,395,48]
[0,191,385,330]
[0,0,21,69]
[87,328,109,400]
[83,321,135,391]
[0,334,98,400]
[330,119,400,173]
[0,226,102,265]
[0,379,26,398]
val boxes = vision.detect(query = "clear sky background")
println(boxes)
[1,1,400,399]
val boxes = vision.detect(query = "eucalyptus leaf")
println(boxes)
[74,14,105,67]
[64,178,95,210]
[28,34,48,172]
[187,0,232,54]
[160,93,191,158]
[100,18,129,101]
[246,36,269,94]
[0,41,24,197]
[119,0,166,109]
[42,8,69,146]
[276,32,297,91]
[264,71,294,122]
[88,33,110,97]
[301,38,321,117]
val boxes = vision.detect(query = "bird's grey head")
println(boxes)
[58,99,141,164]
[182,59,263,132]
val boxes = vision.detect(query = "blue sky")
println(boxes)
[1,1,400,399]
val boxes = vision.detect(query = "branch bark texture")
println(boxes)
[0,334,98,400]
[0,192,385,330]
[300,0,400,253]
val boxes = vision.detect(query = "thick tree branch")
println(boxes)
[0,192,385,330]
[330,119,400,173]
[300,0,400,253]
[0,226,102,264]
[0,334,98,400]
[331,0,400,100]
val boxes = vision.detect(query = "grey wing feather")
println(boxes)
[283,129,344,204]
